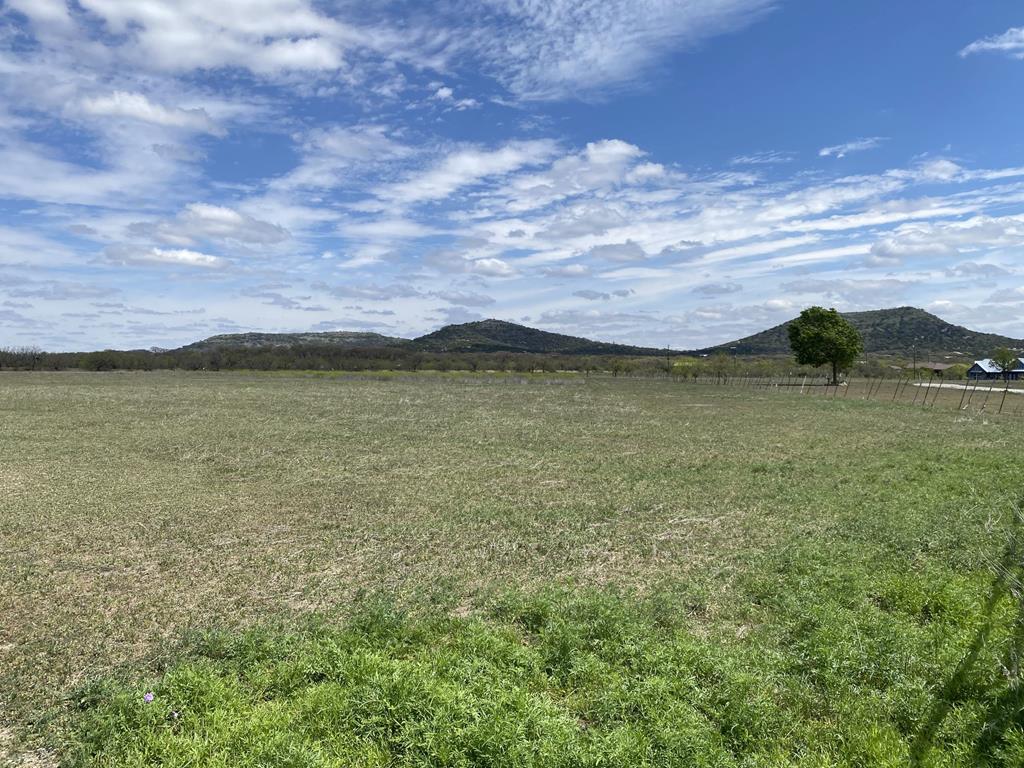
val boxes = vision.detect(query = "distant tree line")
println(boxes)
[0,342,974,379]
[0,344,671,374]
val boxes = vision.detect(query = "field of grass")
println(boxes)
[1,371,1022,766]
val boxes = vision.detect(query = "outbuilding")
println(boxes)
[916,362,954,377]
[967,358,1024,380]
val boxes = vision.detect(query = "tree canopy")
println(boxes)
[991,347,1019,380]
[787,306,864,384]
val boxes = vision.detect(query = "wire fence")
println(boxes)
[680,374,1024,418]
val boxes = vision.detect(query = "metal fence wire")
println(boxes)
[678,374,1024,418]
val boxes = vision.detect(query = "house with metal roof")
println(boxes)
[967,358,1024,380]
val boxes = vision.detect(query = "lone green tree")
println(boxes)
[991,347,1019,381]
[787,306,863,385]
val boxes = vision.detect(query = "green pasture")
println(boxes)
[1,372,1021,766]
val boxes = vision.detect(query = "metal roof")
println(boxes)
[970,358,1024,373]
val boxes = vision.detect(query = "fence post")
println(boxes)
[981,381,995,411]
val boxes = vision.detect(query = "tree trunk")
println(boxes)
[832,360,838,386]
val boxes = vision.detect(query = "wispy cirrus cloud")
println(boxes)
[375,140,560,205]
[960,27,1024,59]
[818,137,887,159]
[730,150,796,165]
[456,0,777,100]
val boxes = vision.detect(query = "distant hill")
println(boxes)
[179,320,665,356]
[178,308,1022,360]
[697,307,1024,359]
[411,319,665,355]
[180,331,407,351]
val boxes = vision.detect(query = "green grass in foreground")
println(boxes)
[1,372,1023,765]
[67,576,1023,767]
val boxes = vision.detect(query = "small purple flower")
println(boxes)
[143,691,154,703]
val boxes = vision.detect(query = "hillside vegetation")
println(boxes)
[411,319,665,355]
[4,308,1021,373]
[181,331,406,351]
[172,308,1024,360]
[700,306,1024,358]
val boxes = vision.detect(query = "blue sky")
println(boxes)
[2,0,1024,351]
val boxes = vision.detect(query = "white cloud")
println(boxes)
[377,140,559,204]
[696,236,821,265]
[2,274,116,300]
[319,283,423,301]
[599,266,676,280]
[780,277,914,304]
[985,286,1024,304]
[5,0,74,29]
[870,239,951,267]
[79,91,223,135]
[944,261,1013,281]
[6,1,778,102]
[433,290,496,307]
[184,204,288,243]
[432,86,483,110]
[0,136,190,207]
[272,125,414,192]
[960,27,1024,59]
[465,0,775,100]
[498,139,646,212]
[543,264,591,278]
[626,162,667,183]
[586,240,647,262]
[341,218,439,240]
[19,0,357,76]
[818,137,887,159]
[912,158,963,182]
[132,204,289,247]
[875,215,1024,260]
[693,282,742,296]
[730,150,796,165]
[470,257,517,277]
[8,0,779,106]
[105,245,228,268]
[539,205,629,239]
